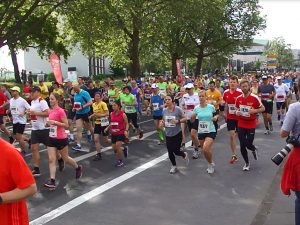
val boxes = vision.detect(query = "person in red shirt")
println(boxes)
[23,81,32,104]
[223,75,242,164]
[0,91,14,143]
[0,138,37,225]
[235,79,265,171]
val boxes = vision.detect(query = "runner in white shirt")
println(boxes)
[9,86,30,156]
[29,86,50,177]
[274,76,289,125]
[181,83,200,159]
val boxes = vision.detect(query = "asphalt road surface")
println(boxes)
[2,114,291,225]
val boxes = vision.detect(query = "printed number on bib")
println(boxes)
[165,116,176,128]
[11,106,18,115]
[152,103,159,111]
[145,94,151,99]
[228,104,236,114]
[198,121,210,133]
[73,102,81,109]
[125,106,135,113]
[111,122,120,133]
[49,126,57,138]
[240,105,250,117]
[100,117,109,126]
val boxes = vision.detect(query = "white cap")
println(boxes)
[185,75,190,79]
[184,83,194,89]
[262,75,268,79]
[276,76,282,80]
[151,83,158,88]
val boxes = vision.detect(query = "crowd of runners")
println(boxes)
[0,71,299,190]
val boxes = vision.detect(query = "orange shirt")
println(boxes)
[0,139,35,225]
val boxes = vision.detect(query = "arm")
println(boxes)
[31,109,48,117]
[190,113,197,123]
[50,116,68,129]
[0,184,37,204]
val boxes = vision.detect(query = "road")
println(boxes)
[1,114,293,225]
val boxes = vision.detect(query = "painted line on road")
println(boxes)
[29,123,227,225]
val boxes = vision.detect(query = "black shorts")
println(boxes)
[67,109,76,120]
[153,115,163,120]
[48,138,69,150]
[76,113,90,122]
[198,132,217,140]
[31,129,49,145]
[126,113,139,128]
[187,119,198,131]
[94,124,109,136]
[111,134,125,144]
[276,102,286,110]
[262,101,273,114]
[227,119,238,131]
[0,115,4,125]
[13,123,26,134]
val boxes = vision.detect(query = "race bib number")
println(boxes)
[100,117,109,126]
[111,122,119,133]
[11,106,18,115]
[125,106,135,113]
[152,103,159,111]
[109,98,115,105]
[228,104,236,114]
[240,105,250,117]
[145,93,151,99]
[165,116,176,128]
[49,126,57,138]
[198,121,210,133]
[73,102,81,109]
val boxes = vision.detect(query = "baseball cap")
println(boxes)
[151,83,158,89]
[184,83,194,89]
[31,86,41,92]
[10,86,21,92]
[262,75,268,79]
[276,76,282,80]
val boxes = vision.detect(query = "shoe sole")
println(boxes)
[33,173,41,177]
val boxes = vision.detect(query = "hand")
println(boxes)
[171,119,178,124]
[29,110,36,116]
[212,116,218,122]
[47,120,56,126]
[88,114,94,119]
[236,110,241,116]
[124,130,128,137]
[249,108,256,114]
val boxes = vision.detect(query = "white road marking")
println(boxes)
[29,124,227,225]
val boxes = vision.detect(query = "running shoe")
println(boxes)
[269,124,273,132]
[139,130,144,139]
[229,155,238,164]
[72,144,82,152]
[9,136,14,144]
[32,167,41,177]
[115,160,124,167]
[93,153,102,161]
[44,179,56,190]
[242,163,250,171]
[264,130,270,135]
[252,148,258,160]
[207,163,215,174]
[75,165,83,179]
[192,150,200,159]
[183,152,189,166]
[58,158,65,172]
[68,137,75,143]
[169,166,177,174]
[123,146,129,158]
[180,143,185,151]
[157,140,165,145]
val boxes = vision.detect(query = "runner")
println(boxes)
[143,82,152,116]
[104,101,129,167]
[274,76,289,126]
[44,93,83,190]
[235,80,265,171]
[157,76,168,95]
[28,86,50,177]
[64,80,76,142]
[131,80,143,115]
[182,83,200,159]
[258,75,275,134]
[150,83,165,144]
[22,81,32,104]
[38,80,49,103]
[72,84,94,151]
[0,89,14,143]
[89,92,111,161]
[108,81,119,112]
[223,75,242,164]
[191,90,218,174]
[162,95,188,174]
[282,74,293,110]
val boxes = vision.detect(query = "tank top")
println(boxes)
[131,87,140,103]
[110,110,125,135]
[144,88,152,99]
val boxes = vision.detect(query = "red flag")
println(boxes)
[49,53,63,84]
[176,59,182,83]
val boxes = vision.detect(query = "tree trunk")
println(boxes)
[9,45,21,83]
[171,53,179,79]
[195,46,205,77]
[130,17,141,79]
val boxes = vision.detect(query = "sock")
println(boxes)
[158,130,164,141]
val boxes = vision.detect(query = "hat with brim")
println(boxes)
[10,86,20,92]
[151,83,158,89]
[184,83,194,89]
[262,75,268,79]
[31,86,41,92]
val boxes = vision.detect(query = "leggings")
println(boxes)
[126,112,139,129]
[237,127,256,164]
[296,191,300,225]
[166,131,185,166]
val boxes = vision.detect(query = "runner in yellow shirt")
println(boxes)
[39,80,49,100]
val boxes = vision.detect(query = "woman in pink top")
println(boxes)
[44,93,82,190]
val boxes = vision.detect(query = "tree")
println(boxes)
[264,37,294,69]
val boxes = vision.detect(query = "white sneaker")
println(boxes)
[264,130,270,135]
[192,150,200,159]
[169,166,177,174]
[183,152,189,166]
[243,163,250,171]
[206,163,215,174]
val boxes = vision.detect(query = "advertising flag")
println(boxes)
[49,53,63,84]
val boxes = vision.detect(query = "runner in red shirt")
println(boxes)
[235,79,265,171]
[222,75,242,164]
[0,91,14,143]
[0,138,37,225]
[23,81,32,104]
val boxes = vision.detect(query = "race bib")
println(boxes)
[111,122,119,132]
[152,103,159,111]
[125,106,135,113]
[49,126,57,138]
[109,98,115,105]
[30,115,37,122]
[261,93,269,99]
[186,104,195,110]
[145,93,151,99]
[165,116,176,128]
[240,105,250,117]
[100,117,109,126]
[228,104,236,114]
[73,102,81,109]
[277,95,284,99]
[11,106,18,115]
[198,121,210,133]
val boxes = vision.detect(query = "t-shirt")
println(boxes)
[22,86,31,101]
[39,84,49,99]
[157,82,168,94]
[182,93,200,120]
[235,93,262,129]
[108,88,119,105]
[223,89,242,120]
[0,139,35,225]
[48,106,67,139]
[30,98,49,130]
[151,94,164,116]
[10,97,30,124]
[281,102,300,139]
[52,88,64,97]
[193,104,216,133]
[163,106,183,137]
[87,87,100,99]
[0,91,8,115]
[74,89,92,115]
[274,83,289,102]
[206,89,222,109]
[92,101,109,125]
[258,84,275,102]
[119,93,137,114]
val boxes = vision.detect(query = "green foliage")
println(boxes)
[47,73,55,82]
[109,64,125,77]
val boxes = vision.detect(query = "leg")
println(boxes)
[172,132,185,158]
[15,133,26,152]
[94,134,101,153]
[202,137,214,164]
[229,130,237,156]
[262,113,269,130]
[245,128,256,151]
[59,146,78,169]
[166,136,177,166]
[47,147,57,179]
[237,127,249,164]
[31,143,40,168]
[75,119,83,145]
[115,141,124,160]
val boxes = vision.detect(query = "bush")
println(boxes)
[47,73,55,82]
[93,74,106,81]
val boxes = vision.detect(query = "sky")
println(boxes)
[256,0,300,49]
